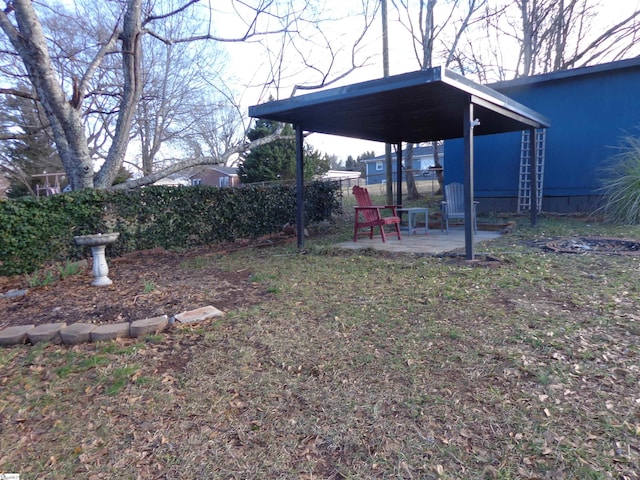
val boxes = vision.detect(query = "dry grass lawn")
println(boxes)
[1,214,639,479]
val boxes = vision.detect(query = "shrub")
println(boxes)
[0,182,341,276]
[598,133,640,224]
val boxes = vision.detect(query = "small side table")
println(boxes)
[398,208,429,235]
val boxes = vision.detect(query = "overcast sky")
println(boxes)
[221,0,640,162]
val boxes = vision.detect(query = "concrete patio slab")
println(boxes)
[334,228,502,254]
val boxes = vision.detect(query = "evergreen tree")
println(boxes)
[238,119,329,183]
[345,155,357,171]
[356,151,376,161]
[1,92,133,197]
[355,150,376,176]
[0,93,64,197]
[325,153,341,170]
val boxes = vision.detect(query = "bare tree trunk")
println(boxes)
[140,103,156,176]
[422,0,436,68]
[519,0,534,77]
[433,141,443,195]
[553,0,566,70]
[94,0,142,189]
[0,0,94,189]
[111,130,291,190]
[405,143,420,200]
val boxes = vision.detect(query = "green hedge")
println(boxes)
[0,181,341,276]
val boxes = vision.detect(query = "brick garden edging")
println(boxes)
[0,305,224,347]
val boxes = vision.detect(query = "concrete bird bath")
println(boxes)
[74,233,120,286]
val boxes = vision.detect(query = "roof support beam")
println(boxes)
[396,143,403,206]
[295,124,305,248]
[463,102,476,260]
[385,144,393,204]
[471,95,544,130]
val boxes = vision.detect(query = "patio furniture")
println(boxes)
[352,185,402,242]
[398,207,429,235]
[441,182,478,233]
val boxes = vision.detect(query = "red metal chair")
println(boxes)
[352,185,402,242]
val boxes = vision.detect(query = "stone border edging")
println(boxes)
[0,305,224,347]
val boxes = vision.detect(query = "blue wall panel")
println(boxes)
[445,61,640,204]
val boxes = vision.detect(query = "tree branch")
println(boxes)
[75,26,121,109]
[0,132,32,140]
[111,131,293,190]
[144,28,296,45]
[142,0,200,26]
[0,87,37,100]
[562,9,640,69]
[290,0,377,94]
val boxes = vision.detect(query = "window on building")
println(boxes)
[191,178,202,186]
[376,161,383,171]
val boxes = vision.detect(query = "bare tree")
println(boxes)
[133,8,228,177]
[391,0,488,197]
[267,0,380,97]
[392,0,488,68]
[0,0,374,190]
[476,0,640,79]
[0,0,101,189]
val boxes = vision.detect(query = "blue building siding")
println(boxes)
[364,145,442,185]
[445,58,640,212]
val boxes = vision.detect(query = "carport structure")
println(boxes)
[249,66,550,260]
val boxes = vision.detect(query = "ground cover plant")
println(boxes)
[0,215,639,479]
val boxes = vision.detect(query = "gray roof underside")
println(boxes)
[249,66,550,144]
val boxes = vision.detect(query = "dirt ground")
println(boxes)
[0,243,276,331]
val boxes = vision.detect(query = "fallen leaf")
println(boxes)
[460,428,474,438]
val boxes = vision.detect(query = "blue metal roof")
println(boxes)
[489,56,640,90]
[249,66,550,143]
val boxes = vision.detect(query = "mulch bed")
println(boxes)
[0,237,295,331]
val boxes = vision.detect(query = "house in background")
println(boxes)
[189,165,239,187]
[320,170,362,181]
[445,57,640,213]
[361,144,444,185]
[153,175,190,187]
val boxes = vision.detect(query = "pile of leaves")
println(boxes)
[545,236,640,255]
